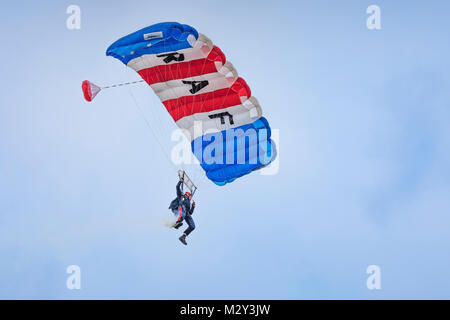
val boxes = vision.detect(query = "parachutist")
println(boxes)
[168,176,196,245]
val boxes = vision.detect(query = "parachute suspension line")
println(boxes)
[127,88,177,174]
[102,79,145,89]
[129,67,169,148]
[129,84,201,194]
[123,67,198,189]
[174,41,208,189]
[148,42,203,188]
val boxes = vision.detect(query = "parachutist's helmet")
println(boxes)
[184,192,192,200]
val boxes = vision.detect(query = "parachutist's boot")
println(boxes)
[179,234,187,245]
[174,221,183,229]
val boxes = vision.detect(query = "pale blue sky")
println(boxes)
[1,0,449,299]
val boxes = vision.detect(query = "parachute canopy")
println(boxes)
[106,22,277,185]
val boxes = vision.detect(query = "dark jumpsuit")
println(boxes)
[174,181,196,236]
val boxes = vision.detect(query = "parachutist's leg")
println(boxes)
[172,208,184,228]
[174,221,183,229]
[183,214,196,236]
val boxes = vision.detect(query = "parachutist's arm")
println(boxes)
[176,180,183,197]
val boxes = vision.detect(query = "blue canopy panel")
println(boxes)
[106,22,198,64]
[191,117,277,186]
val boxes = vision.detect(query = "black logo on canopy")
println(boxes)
[182,80,209,94]
[209,112,234,125]
[156,52,185,63]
